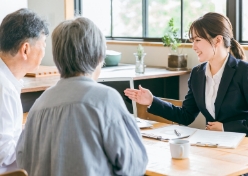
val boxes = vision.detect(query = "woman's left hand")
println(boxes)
[206,121,224,131]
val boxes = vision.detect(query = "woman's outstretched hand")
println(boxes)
[124,85,153,106]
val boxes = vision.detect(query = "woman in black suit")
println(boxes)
[124,12,248,135]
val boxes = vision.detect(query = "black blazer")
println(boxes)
[148,54,248,135]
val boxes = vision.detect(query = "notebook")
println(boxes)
[141,125,246,148]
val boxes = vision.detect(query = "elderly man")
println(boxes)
[0,8,48,173]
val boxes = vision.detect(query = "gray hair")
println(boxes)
[0,8,49,56]
[52,17,106,78]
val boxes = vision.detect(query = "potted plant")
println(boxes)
[162,18,187,70]
[134,44,146,74]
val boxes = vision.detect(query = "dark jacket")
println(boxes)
[148,54,248,135]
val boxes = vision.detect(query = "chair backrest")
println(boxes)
[136,98,183,124]
[23,113,28,125]
[0,169,28,176]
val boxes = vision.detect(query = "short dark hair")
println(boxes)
[0,8,49,56]
[52,17,106,78]
[189,12,246,60]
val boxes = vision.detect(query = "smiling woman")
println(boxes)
[124,12,248,137]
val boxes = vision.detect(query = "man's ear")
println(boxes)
[19,42,30,61]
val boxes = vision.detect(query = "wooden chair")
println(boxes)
[136,98,183,124]
[23,113,28,125]
[0,169,28,176]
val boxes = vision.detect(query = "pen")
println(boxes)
[174,129,181,137]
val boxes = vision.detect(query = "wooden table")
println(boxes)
[143,123,248,176]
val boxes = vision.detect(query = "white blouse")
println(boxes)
[205,54,229,119]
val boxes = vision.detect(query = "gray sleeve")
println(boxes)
[102,89,148,176]
[16,130,25,169]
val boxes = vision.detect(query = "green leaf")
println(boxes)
[162,17,182,53]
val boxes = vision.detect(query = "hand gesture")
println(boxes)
[206,121,224,131]
[124,85,153,106]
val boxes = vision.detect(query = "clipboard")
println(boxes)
[188,129,246,149]
[191,142,218,148]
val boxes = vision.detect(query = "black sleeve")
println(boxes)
[147,69,200,125]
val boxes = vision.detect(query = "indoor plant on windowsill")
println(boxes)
[162,18,187,71]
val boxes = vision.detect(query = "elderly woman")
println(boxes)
[16,17,148,176]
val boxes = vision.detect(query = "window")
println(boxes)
[82,0,111,36]
[183,0,226,39]
[242,0,248,42]
[147,0,180,38]
[81,0,231,41]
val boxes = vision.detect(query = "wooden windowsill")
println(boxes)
[107,40,248,50]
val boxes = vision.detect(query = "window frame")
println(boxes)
[74,0,82,16]
[79,0,246,44]
[239,0,248,43]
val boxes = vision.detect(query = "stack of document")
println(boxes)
[141,125,246,148]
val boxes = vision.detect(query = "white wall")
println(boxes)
[106,44,200,69]
[0,0,28,23]
[28,0,66,66]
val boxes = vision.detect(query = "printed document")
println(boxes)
[141,125,246,148]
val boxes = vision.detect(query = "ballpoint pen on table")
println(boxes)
[174,129,181,137]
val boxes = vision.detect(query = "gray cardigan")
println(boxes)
[16,76,148,176]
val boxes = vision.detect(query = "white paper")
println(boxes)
[141,125,197,140]
[136,117,153,128]
[188,129,246,148]
[143,139,169,174]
